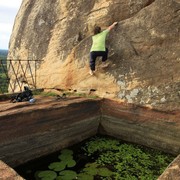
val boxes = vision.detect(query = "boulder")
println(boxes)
[8,0,180,110]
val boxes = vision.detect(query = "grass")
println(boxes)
[33,90,99,99]
[66,92,99,99]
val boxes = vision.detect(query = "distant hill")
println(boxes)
[0,49,8,59]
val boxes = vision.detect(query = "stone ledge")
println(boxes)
[158,155,180,180]
[100,99,180,155]
[0,160,24,180]
[0,96,101,167]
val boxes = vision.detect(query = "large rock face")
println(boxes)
[8,0,180,110]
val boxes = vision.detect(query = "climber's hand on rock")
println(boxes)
[113,22,118,26]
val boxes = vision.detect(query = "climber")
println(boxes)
[89,22,118,75]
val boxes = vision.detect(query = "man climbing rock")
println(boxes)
[89,22,118,75]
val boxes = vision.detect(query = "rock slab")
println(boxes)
[8,0,180,110]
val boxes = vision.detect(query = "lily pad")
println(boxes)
[58,149,73,161]
[58,170,77,180]
[48,162,66,171]
[66,159,76,167]
[61,149,73,155]
[83,167,98,175]
[58,154,73,161]
[37,170,57,180]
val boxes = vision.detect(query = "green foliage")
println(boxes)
[153,152,174,175]
[32,89,43,95]
[0,50,8,93]
[0,73,6,79]
[0,50,8,73]
[0,73,8,93]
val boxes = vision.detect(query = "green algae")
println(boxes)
[83,136,175,179]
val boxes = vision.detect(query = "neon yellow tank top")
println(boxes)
[90,29,109,52]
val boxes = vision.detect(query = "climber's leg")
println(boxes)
[101,48,110,68]
[90,51,97,75]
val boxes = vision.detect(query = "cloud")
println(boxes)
[0,0,22,49]
[0,23,13,34]
[0,23,13,49]
[0,0,22,9]
[0,7,19,23]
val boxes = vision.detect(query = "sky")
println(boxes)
[0,0,22,50]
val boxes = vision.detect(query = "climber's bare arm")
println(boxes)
[107,22,118,31]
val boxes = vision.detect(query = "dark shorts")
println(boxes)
[90,48,108,71]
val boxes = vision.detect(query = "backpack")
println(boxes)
[11,86,33,103]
